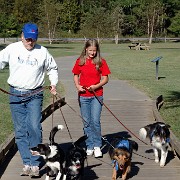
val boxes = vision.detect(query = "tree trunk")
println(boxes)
[149,9,155,44]
[115,34,118,44]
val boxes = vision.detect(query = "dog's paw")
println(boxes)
[160,159,166,167]
[160,163,165,167]
[122,175,127,180]
[155,157,159,163]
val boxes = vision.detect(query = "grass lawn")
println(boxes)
[0,41,179,144]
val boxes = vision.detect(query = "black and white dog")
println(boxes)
[139,122,171,167]
[64,135,87,180]
[30,125,66,180]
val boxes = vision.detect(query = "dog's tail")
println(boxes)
[74,135,88,147]
[49,125,64,144]
[139,127,148,140]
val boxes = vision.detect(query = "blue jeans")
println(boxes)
[9,86,43,166]
[79,96,103,150]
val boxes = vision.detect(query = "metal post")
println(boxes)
[151,56,163,80]
[156,61,159,80]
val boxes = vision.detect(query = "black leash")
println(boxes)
[55,93,74,145]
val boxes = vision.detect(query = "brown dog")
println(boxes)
[108,137,138,180]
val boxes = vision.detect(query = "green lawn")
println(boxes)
[0,41,180,144]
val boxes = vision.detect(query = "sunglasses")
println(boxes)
[25,38,36,42]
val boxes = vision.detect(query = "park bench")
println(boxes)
[128,42,141,50]
[128,42,150,50]
[139,43,150,50]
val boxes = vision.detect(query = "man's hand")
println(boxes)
[50,85,57,95]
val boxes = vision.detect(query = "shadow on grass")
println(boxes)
[164,91,180,109]
[44,46,75,49]
[0,45,7,50]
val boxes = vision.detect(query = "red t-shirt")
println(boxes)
[72,58,111,97]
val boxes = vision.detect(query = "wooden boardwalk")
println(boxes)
[0,55,180,179]
[1,99,180,180]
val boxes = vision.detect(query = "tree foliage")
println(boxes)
[37,0,62,44]
[0,0,179,40]
[60,0,81,33]
[168,11,180,36]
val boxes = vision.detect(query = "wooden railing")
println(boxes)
[152,95,180,157]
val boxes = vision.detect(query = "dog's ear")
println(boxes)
[111,149,119,159]
[132,141,138,151]
[113,155,119,161]
[165,124,171,129]
[144,125,151,132]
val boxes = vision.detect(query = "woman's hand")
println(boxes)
[87,85,97,91]
[76,85,86,92]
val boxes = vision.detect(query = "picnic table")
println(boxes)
[128,42,150,50]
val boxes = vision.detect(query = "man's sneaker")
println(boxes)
[86,149,94,156]
[20,165,31,176]
[30,166,40,177]
[94,147,102,158]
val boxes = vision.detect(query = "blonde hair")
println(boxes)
[79,39,102,70]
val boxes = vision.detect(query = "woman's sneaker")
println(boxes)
[30,166,40,177]
[94,147,102,158]
[86,149,94,156]
[20,165,31,176]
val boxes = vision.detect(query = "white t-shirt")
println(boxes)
[0,41,58,89]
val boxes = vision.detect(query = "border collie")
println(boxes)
[108,137,138,180]
[139,122,170,167]
[30,125,65,180]
[64,135,87,180]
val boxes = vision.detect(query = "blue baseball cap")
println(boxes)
[22,23,38,40]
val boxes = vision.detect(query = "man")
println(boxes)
[0,22,58,176]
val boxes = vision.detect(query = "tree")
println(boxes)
[13,0,40,24]
[60,0,81,33]
[80,6,112,40]
[111,6,125,44]
[0,13,19,42]
[168,11,180,36]
[38,0,62,44]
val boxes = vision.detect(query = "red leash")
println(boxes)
[84,87,148,145]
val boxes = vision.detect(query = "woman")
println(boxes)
[72,39,111,158]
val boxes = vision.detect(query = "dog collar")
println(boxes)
[150,129,155,140]
[112,160,119,171]
[166,138,170,143]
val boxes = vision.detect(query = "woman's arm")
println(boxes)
[87,75,109,91]
[73,74,86,92]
